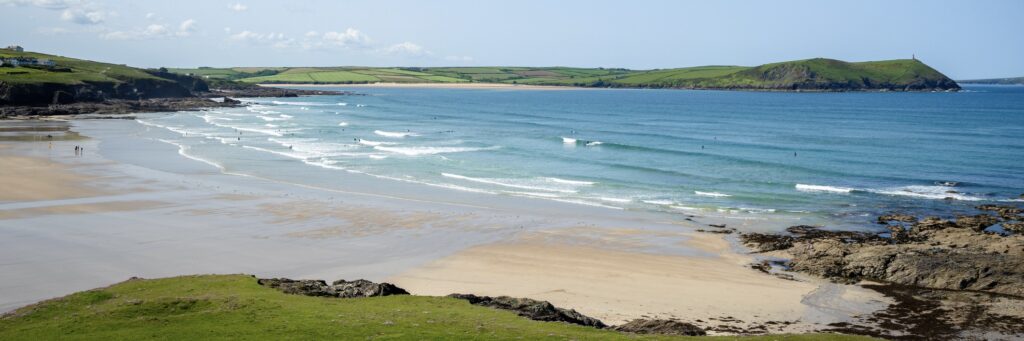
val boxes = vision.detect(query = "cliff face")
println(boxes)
[0,76,199,106]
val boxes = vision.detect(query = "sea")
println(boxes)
[134,85,1024,231]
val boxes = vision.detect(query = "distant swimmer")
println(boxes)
[794,152,797,157]
[701,145,704,150]
[289,146,293,150]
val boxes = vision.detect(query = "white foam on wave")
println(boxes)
[596,196,631,203]
[357,139,396,147]
[796,184,854,193]
[503,191,563,198]
[265,124,279,128]
[356,104,367,107]
[338,102,348,106]
[442,173,577,193]
[267,137,358,158]
[561,137,577,144]
[271,100,326,106]
[695,191,731,198]
[643,199,675,205]
[544,177,595,186]
[258,115,288,122]
[338,122,349,127]
[585,141,603,146]
[374,145,498,156]
[868,185,987,201]
[670,205,701,211]
[241,145,308,160]
[155,139,224,171]
[374,130,418,138]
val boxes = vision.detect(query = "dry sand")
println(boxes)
[391,229,826,328]
[0,155,102,202]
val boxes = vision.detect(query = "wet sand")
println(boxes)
[0,119,886,333]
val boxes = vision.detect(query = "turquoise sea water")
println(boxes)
[136,85,1024,231]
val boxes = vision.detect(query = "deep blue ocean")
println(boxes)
[137,85,1024,230]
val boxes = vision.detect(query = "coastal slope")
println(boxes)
[0,50,201,105]
[171,58,960,91]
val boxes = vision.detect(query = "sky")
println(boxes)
[1,0,1022,79]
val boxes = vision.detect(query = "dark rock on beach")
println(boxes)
[1002,221,1024,233]
[256,277,409,298]
[976,204,1023,220]
[741,212,1024,297]
[613,319,706,336]
[447,293,606,328]
[954,214,999,231]
[877,213,918,224]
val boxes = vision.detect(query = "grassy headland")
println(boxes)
[171,58,959,91]
[0,50,202,105]
[0,274,877,340]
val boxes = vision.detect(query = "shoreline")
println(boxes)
[258,82,593,90]
[0,118,877,334]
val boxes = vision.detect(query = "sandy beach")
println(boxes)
[0,118,885,333]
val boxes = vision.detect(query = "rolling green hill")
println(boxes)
[0,274,877,340]
[0,50,202,105]
[171,58,958,91]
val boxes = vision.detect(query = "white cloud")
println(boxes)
[228,30,294,48]
[145,12,155,19]
[385,42,429,56]
[60,7,106,24]
[101,20,197,40]
[320,28,371,47]
[229,2,246,11]
[0,0,78,9]
[177,19,196,36]
[304,30,319,38]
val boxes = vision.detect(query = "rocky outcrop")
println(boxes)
[256,278,409,298]
[447,293,606,328]
[877,213,918,224]
[954,214,999,231]
[613,319,706,336]
[742,209,1024,297]
[1002,221,1024,233]
[977,204,1023,220]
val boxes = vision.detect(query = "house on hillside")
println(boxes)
[5,45,24,52]
[0,57,56,67]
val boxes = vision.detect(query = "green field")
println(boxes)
[0,275,878,340]
[164,58,957,90]
[0,50,164,85]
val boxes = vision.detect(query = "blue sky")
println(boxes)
[1,0,1021,79]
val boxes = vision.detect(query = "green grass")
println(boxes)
[0,275,878,340]
[0,51,164,85]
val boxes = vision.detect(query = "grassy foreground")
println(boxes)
[0,275,877,340]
